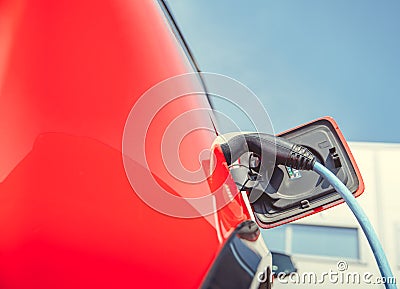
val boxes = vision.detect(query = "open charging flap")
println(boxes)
[251,117,364,228]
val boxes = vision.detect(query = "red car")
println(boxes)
[0,1,363,289]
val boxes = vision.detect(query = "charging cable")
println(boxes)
[313,162,396,289]
[220,133,397,289]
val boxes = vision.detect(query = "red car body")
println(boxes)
[0,1,270,288]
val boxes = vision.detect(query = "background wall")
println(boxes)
[262,142,400,288]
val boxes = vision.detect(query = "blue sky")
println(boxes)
[167,0,400,143]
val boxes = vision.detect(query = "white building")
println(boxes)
[262,142,400,288]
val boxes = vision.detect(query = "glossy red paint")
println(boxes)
[0,1,250,288]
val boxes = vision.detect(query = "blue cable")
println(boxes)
[313,162,397,289]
